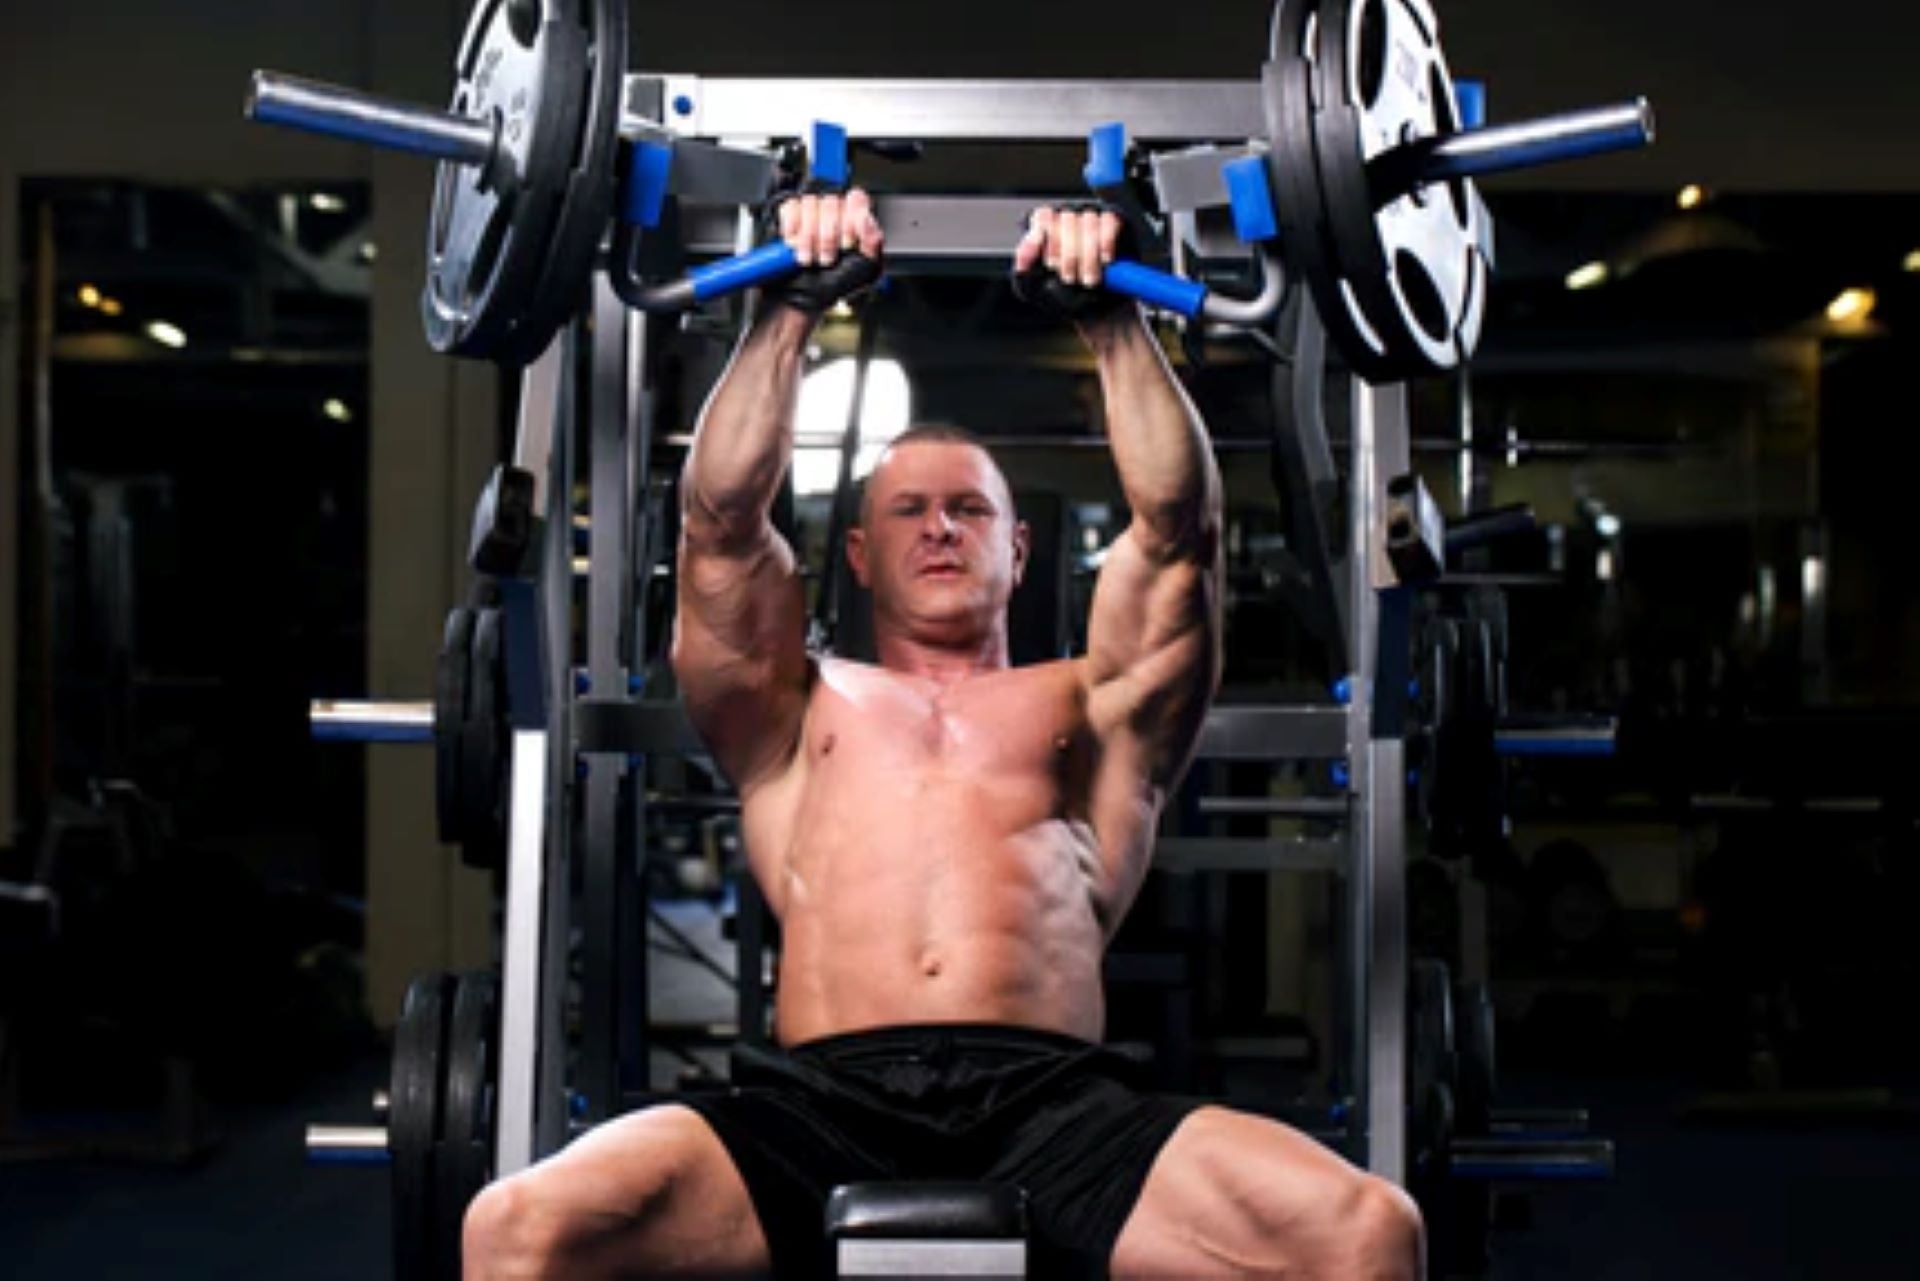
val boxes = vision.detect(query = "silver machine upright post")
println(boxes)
[494,332,576,1175]
[1346,379,1412,1183]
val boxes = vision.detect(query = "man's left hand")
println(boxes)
[1012,205,1136,324]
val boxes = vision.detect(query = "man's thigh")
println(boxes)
[1111,1104,1420,1279]
[981,1062,1201,1277]
[465,1103,769,1278]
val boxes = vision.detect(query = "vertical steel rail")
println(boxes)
[495,333,573,1174]
[621,293,657,1104]
[1348,378,1412,1183]
[580,277,632,1120]
[534,323,581,1161]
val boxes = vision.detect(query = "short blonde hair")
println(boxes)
[856,422,1011,525]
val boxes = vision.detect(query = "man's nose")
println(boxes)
[921,508,960,540]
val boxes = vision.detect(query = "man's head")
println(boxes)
[846,423,1030,655]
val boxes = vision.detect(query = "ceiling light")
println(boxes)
[1676,184,1706,210]
[144,320,187,349]
[1903,249,1920,273]
[1802,554,1825,601]
[77,284,101,308]
[1825,287,1877,325]
[1595,512,1622,539]
[322,398,353,423]
[793,359,913,497]
[1564,261,1609,291]
[309,192,347,213]
[99,297,124,316]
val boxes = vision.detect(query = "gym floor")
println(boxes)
[6,1056,1917,1278]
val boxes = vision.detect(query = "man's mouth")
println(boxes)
[918,563,965,578]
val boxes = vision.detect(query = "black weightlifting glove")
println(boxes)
[759,185,884,315]
[1010,201,1139,323]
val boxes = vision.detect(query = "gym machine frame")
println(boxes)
[475,76,1430,1182]
[282,0,1654,1221]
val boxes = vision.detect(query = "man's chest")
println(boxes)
[801,660,1096,792]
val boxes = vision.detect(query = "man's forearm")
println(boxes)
[1084,310,1222,552]
[683,302,815,536]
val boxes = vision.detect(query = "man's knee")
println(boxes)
[1235,1164,1421,1278]
[460,1106,713,1281]
[1188,1109,1422,1277]
[1340,1172,1425,1275]
[464,1175,580,1281]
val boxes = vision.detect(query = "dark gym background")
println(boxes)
[3,1,1917,1276]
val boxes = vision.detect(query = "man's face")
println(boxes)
[846,440,1030,644]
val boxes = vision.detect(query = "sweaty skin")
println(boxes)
[672,194,1222,1047]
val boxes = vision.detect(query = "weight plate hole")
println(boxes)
[465,204,513,308]
[1394,248,1452,345]
[1357,0,1389,110]
[506,0,541,48]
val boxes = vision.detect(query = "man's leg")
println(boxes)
[462,1104,770,1280]
[1110,1105,1424,1278]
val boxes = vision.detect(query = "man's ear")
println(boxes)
[1011,519,1031,586]
[846,526,872,587]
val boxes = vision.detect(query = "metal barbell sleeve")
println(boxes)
[248,71,496,167]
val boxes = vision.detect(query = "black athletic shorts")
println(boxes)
[676,1023,1204,1279]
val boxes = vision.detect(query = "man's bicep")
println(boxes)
[1084,524,1224,782]
[670,526,811,793]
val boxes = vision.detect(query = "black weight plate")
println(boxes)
[460,608,507,870]
[434,607,477,846]
[1460,617,1503,849]
[1408,957,1455,1165]
[391,973,454,1281]
[493,0,627,366]
[1453,980,1496,1136]
[422,0,591,361]
[442,971,499,1155]
[1310,0,1489,379]
[434,972,500,1281]
[1268,0,1415,380]
[1428,616,1502,858]
[1416,617,1459,842]
[1264,0,1364,368]
[1466,587,1509,715]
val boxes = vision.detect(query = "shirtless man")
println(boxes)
[463,189,1423,1278]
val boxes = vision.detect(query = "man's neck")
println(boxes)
[872,629,1011,687]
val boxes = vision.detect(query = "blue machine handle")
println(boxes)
[1075,122,1284,325]
[618,121,852,313]
[688,241,802,303]
[1101,260,1210,318]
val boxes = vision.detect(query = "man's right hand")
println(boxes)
[765,186,886,315]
